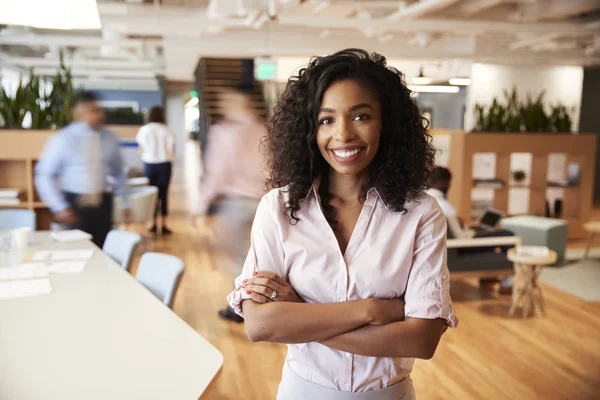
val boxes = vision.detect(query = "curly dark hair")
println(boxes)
[266,48,435,225]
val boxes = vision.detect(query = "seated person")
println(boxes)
[427,167,513,292]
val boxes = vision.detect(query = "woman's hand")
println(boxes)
[243,270,304,304]
[364,298,406,326]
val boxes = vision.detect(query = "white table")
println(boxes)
[0,233,223,400]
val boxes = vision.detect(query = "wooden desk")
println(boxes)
[0,233,223,400]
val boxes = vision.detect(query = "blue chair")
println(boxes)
[102,230,142,273]
[0,209,36,230]
[136,252,184,308]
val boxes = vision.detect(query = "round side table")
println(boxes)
[507,248,557,318]
[583,222,600,259]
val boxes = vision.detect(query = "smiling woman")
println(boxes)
[227,49,457,400]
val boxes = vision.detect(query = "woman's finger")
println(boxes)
[245,284,276,299]
[247,277,285,294]
[255,270,287,286]
[245,289,270,304]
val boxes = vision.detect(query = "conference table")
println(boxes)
[0,232,223,400]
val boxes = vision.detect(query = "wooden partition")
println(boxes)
[447,132,597,239]
[0,125,141,230]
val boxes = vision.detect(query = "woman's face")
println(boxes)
[316,79,382,177]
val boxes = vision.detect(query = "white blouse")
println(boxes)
[135,122,175,163]
[228,184,458,392]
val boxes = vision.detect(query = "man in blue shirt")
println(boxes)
[35,91,130,247]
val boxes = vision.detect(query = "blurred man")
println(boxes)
[35,91,130,247]
[427,166,513,293]
[191,87,267,323]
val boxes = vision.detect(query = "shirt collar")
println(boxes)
[304,179,388,208]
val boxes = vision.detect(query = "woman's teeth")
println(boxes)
[332,148,361,158]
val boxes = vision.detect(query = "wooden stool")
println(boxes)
[507,248,557,318]
[583,222,600,259]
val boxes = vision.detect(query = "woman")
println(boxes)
[227,49,457,399]
[136,105,175,234]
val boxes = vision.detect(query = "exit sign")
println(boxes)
[255,60,276,81]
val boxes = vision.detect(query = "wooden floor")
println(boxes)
[129,143,600,400]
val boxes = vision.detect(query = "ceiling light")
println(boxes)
[448,78,471,86]
[408,85,460,94]
[0,0,101,30]
[412,67,432,85]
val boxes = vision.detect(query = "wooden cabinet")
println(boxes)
[447,132,597,239]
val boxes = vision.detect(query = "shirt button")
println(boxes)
[346,352,352,357]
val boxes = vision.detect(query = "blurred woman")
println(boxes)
[227,49,457,399]
[136,105,176,234]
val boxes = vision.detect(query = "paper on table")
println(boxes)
[0,278,52,300]
[50,229,93,242]
[46,261,86,274]
[0,264,49,281]
[32,249,94,262]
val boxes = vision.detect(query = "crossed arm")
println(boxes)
[241,276,446,359]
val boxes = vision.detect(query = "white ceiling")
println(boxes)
[0,0,598,86]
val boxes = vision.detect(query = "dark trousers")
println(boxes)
[64,192,113,248]
[144,162,172,220]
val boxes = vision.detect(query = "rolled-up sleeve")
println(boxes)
[404,198,458,328]
[227,192,286,316]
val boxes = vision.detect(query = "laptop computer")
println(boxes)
[472,208,504,233]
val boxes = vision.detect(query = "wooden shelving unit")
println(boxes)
[0,126,141,230]
[448,132,597,239]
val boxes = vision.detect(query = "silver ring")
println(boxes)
[270,290,277,300]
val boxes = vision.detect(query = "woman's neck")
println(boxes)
[327,170,367,204]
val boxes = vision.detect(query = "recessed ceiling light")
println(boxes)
[448,78,471,86]
[412,67,432,85]
[0,0,101,30]
[408,85,460,94]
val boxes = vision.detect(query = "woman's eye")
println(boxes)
[353,114,371,121]
[319,117,334,125]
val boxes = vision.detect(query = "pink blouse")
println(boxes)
[227,183,458,392]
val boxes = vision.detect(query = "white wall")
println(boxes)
[0,66,21,95]
[166,91,186,163]
[465,63,584,132]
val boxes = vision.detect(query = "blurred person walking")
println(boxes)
[190,87,267,323]
[136,105,176,235]
[35,91,130,247]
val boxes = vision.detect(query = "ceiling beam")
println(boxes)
[2,55,163,71]
[387,0,462,20]
[278,15,600,35]
[514,0,600,21]
[509,33,562,50]
[0,34,162,49]
[459,0,504,16]
[33,68,158,79]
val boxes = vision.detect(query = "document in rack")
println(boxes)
[0,279,52,300]
[32,249,94,262]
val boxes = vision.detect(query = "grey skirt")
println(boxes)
[277,363,416,400]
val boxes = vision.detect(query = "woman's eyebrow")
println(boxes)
[319,103,374,113]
